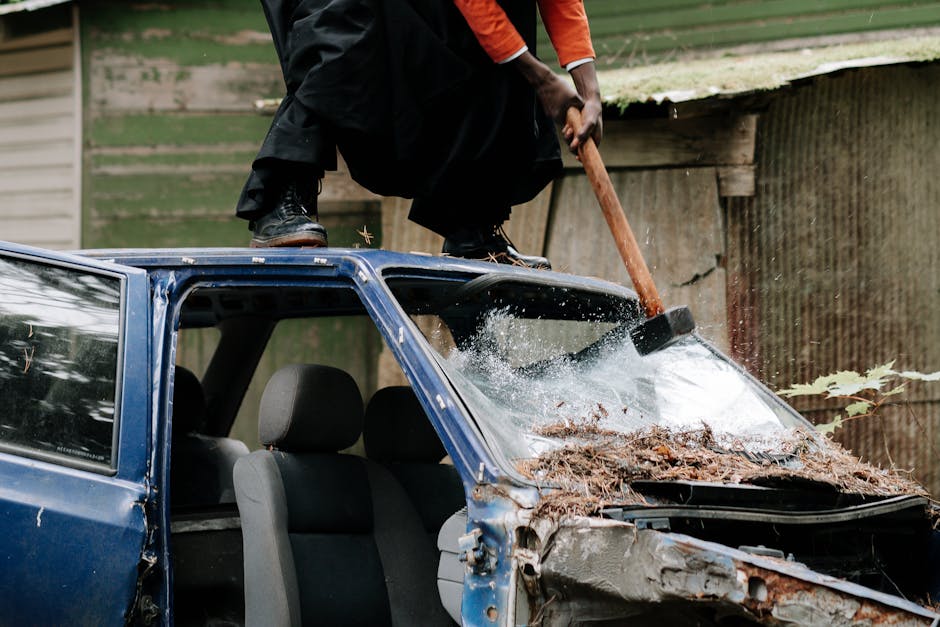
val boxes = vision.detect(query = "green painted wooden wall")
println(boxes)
[80,0,378,250]
[549,1,940,69]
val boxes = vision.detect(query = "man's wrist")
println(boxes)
[510,51,556,86]
[497,46,528,65]
[569,60,600,101]
[565,57,593,72]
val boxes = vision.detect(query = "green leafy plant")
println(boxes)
[778,362,940,434]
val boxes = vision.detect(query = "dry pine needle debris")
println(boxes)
[517,418,927,518]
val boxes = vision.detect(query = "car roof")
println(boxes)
[76,246,637,297]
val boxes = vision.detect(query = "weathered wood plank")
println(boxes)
[91,142,259,157]
[546,167,728,351]
[0,140,72,169]
[380,196,444,256]
[0,190,74,218]
[84,215,249,249]
[0,94,73,121]
[92,164,249,176]
[90,56,282,113]
[90,171,247,218]
[0,69,72,102]
[0,217,78,249]
[88,36,277,67]
[0,44,71,77]
[0,114,72,144]
[501,183,553,257]
[321,169,381,203]
[560,114,757,169]
[0,27,71,53]
[90,113,271,147]
[84,0,275,67]
[717,165,756,197]
[0,166,73,193]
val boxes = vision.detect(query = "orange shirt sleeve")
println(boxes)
[452,0,527,64]
[453,0,594,68]
[537,0,594,68]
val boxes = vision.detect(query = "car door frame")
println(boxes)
[0,241,154,625]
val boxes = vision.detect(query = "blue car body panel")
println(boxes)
[0,241,151,625]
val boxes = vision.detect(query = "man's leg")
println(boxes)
[235,0,341,247]
[236,91,334,248]
[399,0,560,267]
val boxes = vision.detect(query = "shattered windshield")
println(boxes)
[387,274,807,468]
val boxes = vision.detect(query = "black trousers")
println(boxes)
[236,0,562,237]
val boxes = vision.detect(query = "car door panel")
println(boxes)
[0,241,151,625]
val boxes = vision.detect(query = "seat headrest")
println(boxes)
[363,386,446,462]
[172,366,207,436]
[260,364,363,453]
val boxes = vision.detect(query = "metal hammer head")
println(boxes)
[629,306,695,355]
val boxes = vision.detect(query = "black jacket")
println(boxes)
[237,0,562,235]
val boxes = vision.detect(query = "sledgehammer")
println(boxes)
[566,107,694,355]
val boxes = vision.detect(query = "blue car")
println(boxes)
[0,240,936,626]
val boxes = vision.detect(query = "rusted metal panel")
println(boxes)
[533,517,937,626]
[726,62,940,494]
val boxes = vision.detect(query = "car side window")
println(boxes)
[0,255,122,467]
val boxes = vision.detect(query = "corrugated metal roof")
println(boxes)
[546,1,940,69]
[597,34,940,108]
[0,0,70,16]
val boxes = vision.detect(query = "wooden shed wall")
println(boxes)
[726,63,940,493]
[80,0,379,250]
[0,4,80,249]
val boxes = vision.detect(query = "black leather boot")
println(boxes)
[249,181,328,248]
[442,225,551,269]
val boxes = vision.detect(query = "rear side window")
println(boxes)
[0,256,122,467]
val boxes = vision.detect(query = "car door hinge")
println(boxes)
[458,527,495,574]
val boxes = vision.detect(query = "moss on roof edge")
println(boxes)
[597,35,940,110]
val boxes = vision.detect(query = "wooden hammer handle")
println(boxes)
[566,107,664,318]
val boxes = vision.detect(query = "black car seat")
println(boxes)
[170,366,250,625]
[363,386,465,545]
[233,364,452,626]
[170,366,249,508]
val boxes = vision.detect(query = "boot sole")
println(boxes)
[250,232,328,248]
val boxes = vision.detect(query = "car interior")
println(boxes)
[168,283,465,626]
